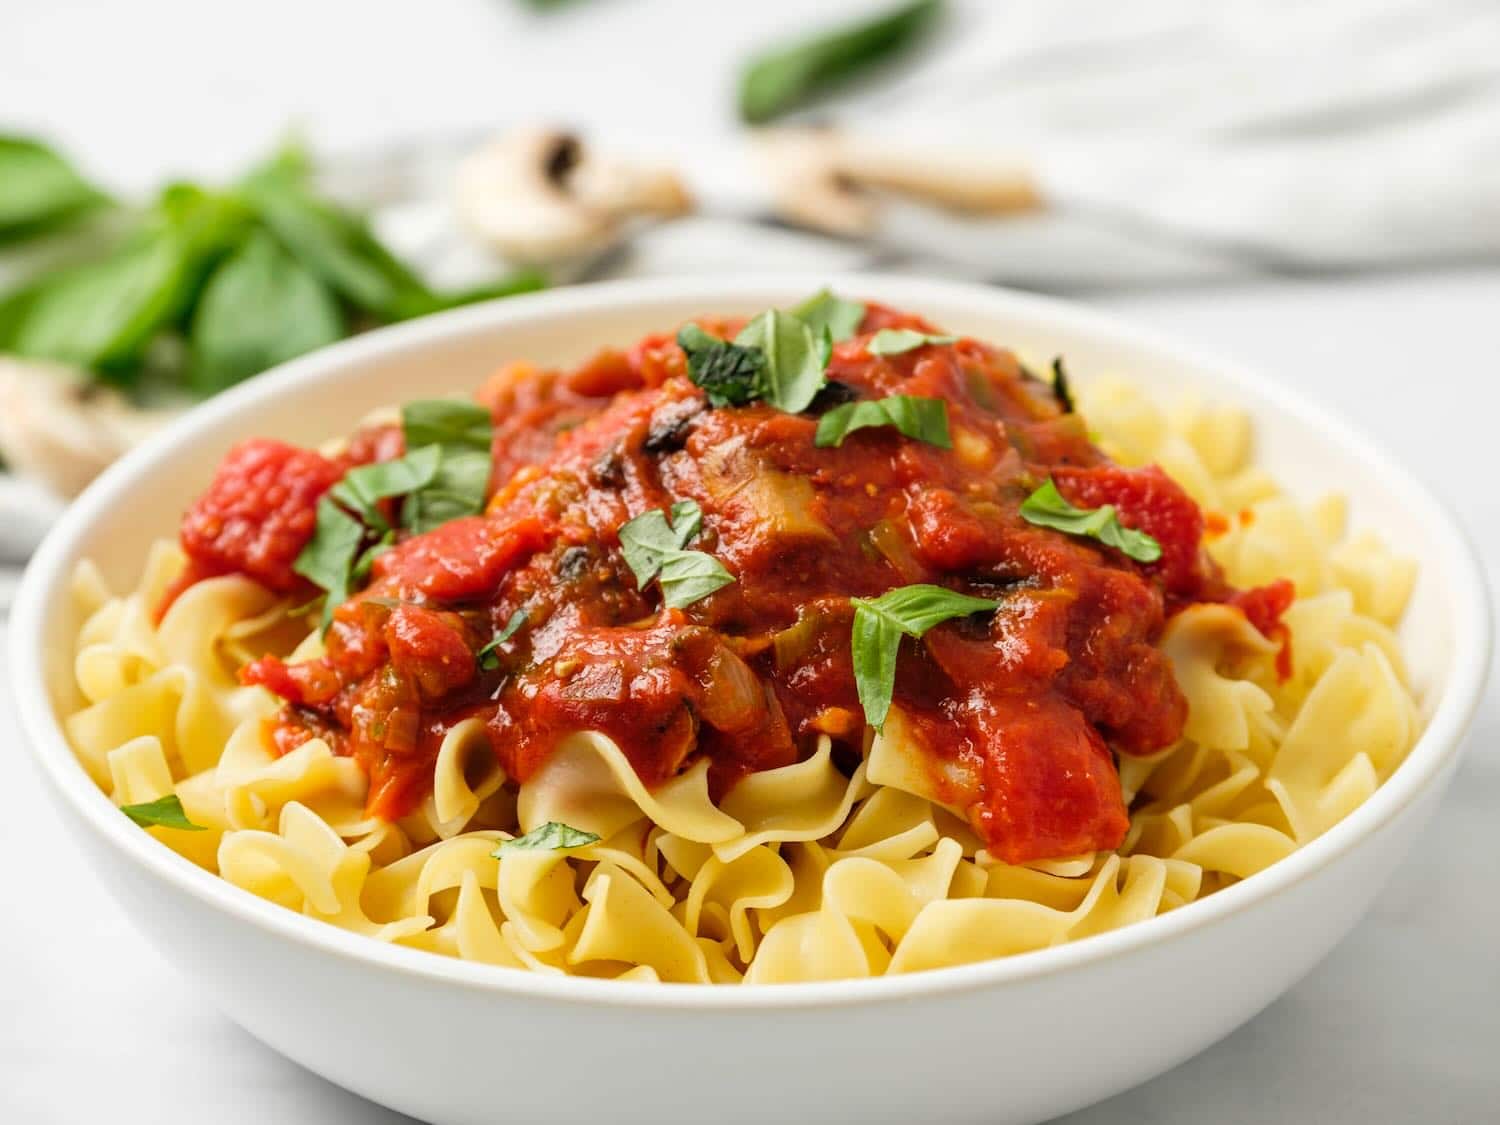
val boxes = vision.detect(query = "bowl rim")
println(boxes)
[10,272,1491,1011]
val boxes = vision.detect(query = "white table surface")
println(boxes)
[4,2,1498,1121]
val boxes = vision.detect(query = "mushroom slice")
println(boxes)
[455,129,693,266]
[755,127,1043,237]
[0,358,178,498]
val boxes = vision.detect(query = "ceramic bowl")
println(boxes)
[10,276,1490,1125]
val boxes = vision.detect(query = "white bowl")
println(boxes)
[10,276,1490,1125]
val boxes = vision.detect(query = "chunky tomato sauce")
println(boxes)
[173,303,1291,863]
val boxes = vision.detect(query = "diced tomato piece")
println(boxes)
[1230,577,1296,679]
[159,439,345,616]
[373,514,553,601]
[241,653,343,706]
[384,604,476,700]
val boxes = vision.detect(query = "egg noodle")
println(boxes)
[63,379,1420,983]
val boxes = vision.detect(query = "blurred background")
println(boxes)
[3,1,1497,1123]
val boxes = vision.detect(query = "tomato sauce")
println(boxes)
[183,302,1291,863]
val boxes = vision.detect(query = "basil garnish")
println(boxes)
[1050,357,1075,414]
[1019,479,1162,563]
[677,324,764,408]
[619,499,735,609]
[814,394,950,449]
[120,794,205,832]
[790,289,866,343]
[866,328,958,356]
[494,822,601,854]
[478,608,529,670]
[734,308,829,414]
[850,584,999,730]
[293,399,495,629]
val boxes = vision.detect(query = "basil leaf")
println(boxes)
[739,0,944,124]
[120,794,205,832]
[478,608,529,670]
[619,499,705,586]
[850,583,998,729]
[1019,479,1162,564]
[866,328,958,357]
[678,323,765,408]
[293,496,366,629]
[189,229,345,394]
[495,822,601,854]
[2,233,192,376]
[352,531,395,582]
[331,445,442,527]
[790,289,866,343]
[399,399,496,533]
[814,395,950,449]
[402,448,491,534]
[401,399,494,452]
[657,550,735,609]
[1050,357,1075,414]
[240,170,433,321]
[0,135,110,245]
[734,308,826,413]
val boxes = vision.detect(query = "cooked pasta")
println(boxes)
[62,300,1420,983]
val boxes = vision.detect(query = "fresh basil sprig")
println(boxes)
[494,822,601,854]
[739,0,945,124]
[678,301,832,414]
[619,499,735,609]
[790,289,866,343]
[814,394,950,449]
[1019,479,1162,563]
[0,135,110,245]
[850,584,999,730]
[293,399,495,628]
[866,328,958,356]
[120,794,205,831]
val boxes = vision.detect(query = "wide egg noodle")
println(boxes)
[59,379,1424,982]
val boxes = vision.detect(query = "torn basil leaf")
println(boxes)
[733,308,828,414]
[1050,357,1075,414]
[120,794,205,831]
[495,822,601,854]
[402,399,494,452]
[814,394,950,449]
[790,289,866,343]
[619,499,735,609]
[850,584,999,729]
[479,608,529,670]
[678,323,765,408]
[330,445,442,528]
[294,496,367,630]
[866,328,958,357]
[1019,479,1162,564]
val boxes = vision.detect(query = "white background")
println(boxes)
[4,2,1498,1123]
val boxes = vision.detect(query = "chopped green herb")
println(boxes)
[619,500,735,609]
[850,584,999,729]
[478,608,529,670]
[330,445,442,527]
[738,0,945,124]
[494,821,601,854]
[293,496,366,630]
[866,328,958,356]
[734,308,828,414]
[1019,479,1161,564]
[120,794,205,831]
[677,323,765,408]
[814,394,950,449]
[1050,357,1075,414]
[401,399,494,452]
[790,289,866,343]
